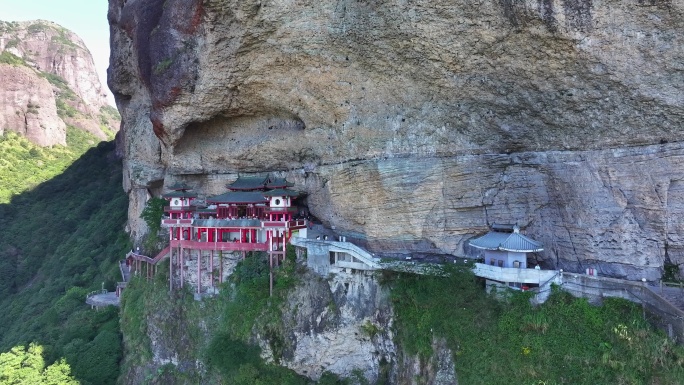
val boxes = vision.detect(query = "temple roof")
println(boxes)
[263,188,300,197]
[226,175,269,191]
[167,182,192,191]
[206,191,268,204]
[162,190,198,199]
[266,178,294,189]
[469,227,543,253]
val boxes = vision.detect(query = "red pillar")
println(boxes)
[180,248,184,288]
[219,251,223,284]
[210,250,214,288]
[169,248,174,291]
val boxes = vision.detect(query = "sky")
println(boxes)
[0,0,115,105]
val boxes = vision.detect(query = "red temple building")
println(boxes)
[157,175,307,295]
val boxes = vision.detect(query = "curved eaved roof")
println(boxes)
[263,188,300,197]
[206,191,268,204]
[162,190,198,199]
[226,176,269,190]
[469,228,543,253]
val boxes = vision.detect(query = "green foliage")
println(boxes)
[390,269,684,385]
[0,51,27,67]
[100,105,120,121]
[663,262,681,283]
[97,106,120,141]
[50,27,80,49]
[5,38,20,49]
[153,58,173,75]
[121,246,345,384]
[141,197,167,234]
[39,72,83,121]
[206,334,262,378]
[42,73,69,88]
[0,129,96,203]
[27,23,47,34]
[140,197,167,253]
[0,141,129,385]
[360,321,381,339]
[0,343,78,385]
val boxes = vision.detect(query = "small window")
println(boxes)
[497,260,504,267]
[490,259,496,266]
[513,261,520,268]
[274,198,281,206]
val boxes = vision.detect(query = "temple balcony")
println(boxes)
[170,239,269,251]
[473,263,558,284]
[165,206,197,212]
[264,207,297,213]
[163,218,194,226]
[162,218,308,230]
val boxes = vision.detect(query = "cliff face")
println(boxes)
[119,266,455,385]
[0,64,65,146]
[109,1,684,279]
[0,20,118,146]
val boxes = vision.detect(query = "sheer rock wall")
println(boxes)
[108,0,684,279]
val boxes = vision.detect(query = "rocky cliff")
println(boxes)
[0,20,119,146]
[109,1,684,279]
[119,258,456,385]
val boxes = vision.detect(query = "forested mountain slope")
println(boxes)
[0,140,129,385]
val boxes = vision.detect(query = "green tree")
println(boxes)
[0,343,78,385]
[140,197,167,234]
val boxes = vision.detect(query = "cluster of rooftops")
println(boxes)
[161,175,304,221]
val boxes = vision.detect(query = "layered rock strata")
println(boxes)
[108,1,684,278]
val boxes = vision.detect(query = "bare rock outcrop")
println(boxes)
[109,1,684,278]
[0,64,65,146]
[0,20,119,145]
[266,271,396,382]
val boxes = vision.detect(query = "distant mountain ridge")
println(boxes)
[0,19,119,146]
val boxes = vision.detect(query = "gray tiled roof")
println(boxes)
[263,188,300,197]
[266,178,294,188]
[226,175,269,190]
[167,182,192,191]
[469,230,543,252]
[162,190,198,198]
[206,191,267,204]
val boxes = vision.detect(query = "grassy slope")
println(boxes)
[0,128,98,203]
[389,267,684,385]
[0,138,130,385]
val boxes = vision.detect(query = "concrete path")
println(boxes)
[86,292,120,308]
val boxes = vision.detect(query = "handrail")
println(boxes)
[152,246,171,264]
[85,289,107,299]
[290,236,381,269]
[326,240,381,268]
